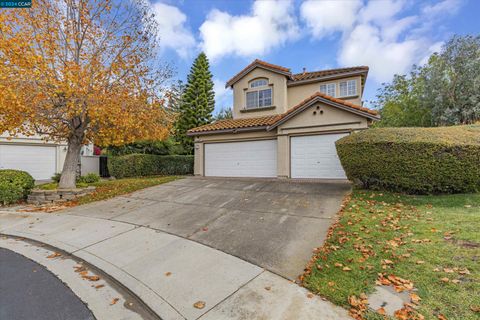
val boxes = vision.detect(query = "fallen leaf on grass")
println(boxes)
[377,307,386,315]
[110,298,119,305]
[440,277,450,283]
[459,268,470,275]
[443,268,454,273]
[410,293,421,304]
[47,252,62,259]
[334,263,343,267]
[470,306,480,313]
[193,301,205,309]
[437,314,447,320]
[416,260,425,265]
[342,267,352,271]
[451,279,461,284]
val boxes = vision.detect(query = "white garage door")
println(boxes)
[291,133,348,179]
[0,144,57,180]
[205,140,277,177]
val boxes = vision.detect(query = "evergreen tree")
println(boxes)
[175,52,215,153]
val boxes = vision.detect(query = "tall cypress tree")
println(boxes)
[175,52,215,154]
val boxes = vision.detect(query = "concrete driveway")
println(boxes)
[67,177,350,280]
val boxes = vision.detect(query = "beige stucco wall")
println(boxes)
[232,68,288,119]
[287,76,363,107]
[193,102,369,178]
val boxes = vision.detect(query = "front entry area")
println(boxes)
[290,133,348,179]
[204,139,277,178]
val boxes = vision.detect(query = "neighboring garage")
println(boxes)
[0,144,57,180]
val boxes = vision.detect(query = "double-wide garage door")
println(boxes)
[0,144,57,180]
[205,140,277,177]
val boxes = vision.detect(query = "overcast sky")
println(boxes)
[149,0,479,112]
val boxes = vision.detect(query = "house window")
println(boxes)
[320,83,336,97]
[246,89,272,108]
[339,80,357,97]
[250,79,268,88]
[246,79,272,109]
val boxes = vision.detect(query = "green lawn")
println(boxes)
[303,189,480,320]
[38,176,180,205]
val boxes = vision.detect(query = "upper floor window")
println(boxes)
[246,78,272,109]
[320,83,336,97]
[250,79,268,88]
[339,80,357,97]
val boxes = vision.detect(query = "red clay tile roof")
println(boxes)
[188,93,379,135]
[290,66,369,82]
[187,115,280,134]
[225,59,291,88]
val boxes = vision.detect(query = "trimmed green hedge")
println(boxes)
[336,125,480,194]
[108,154,194,178]
[0,169,35,205]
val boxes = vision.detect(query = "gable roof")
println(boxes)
[289,66,369,85]
[225,59,292,88]
[225,59,369,88]
[187,92,379,136]
[267,92,379,131]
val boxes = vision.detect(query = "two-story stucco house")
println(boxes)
[187,59,379,179]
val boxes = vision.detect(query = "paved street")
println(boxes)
[0,248,94,320]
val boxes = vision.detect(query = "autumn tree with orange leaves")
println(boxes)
[0,0,173,188]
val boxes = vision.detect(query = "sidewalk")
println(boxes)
[0,211,351,320]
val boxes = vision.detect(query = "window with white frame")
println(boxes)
[339,80,357,97]
[320,83,336,97]
[246,79,272,109]
[250,79,268,88]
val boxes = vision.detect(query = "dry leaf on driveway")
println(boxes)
[193,301,206,309]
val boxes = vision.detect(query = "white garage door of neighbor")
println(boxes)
[205,140,277,177]
[0,144,57,180]
[291,133,349,179]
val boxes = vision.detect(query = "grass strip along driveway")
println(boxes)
[75,176,180,205]
[303,190,479,320]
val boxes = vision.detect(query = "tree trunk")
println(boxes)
[58,136,83,189]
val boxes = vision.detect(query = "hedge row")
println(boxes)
[336,125,480,194]
[108,154,194,178]
[0,169,35,205]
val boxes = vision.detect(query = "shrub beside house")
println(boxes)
[336,125,480,194]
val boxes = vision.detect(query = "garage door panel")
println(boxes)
[291,134,348,179]
[0,144,56,180]
[205,140,277,178]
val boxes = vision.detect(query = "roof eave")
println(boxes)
[187,125,269,136]
[225,65,291,88]
[287,70,369,87]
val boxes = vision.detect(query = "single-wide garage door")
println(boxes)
[291,133,348,179]
[0,144,56,180]
[205,140,277,177]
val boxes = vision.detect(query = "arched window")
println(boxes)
[246,78,272,109]
[250,79,268,88]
